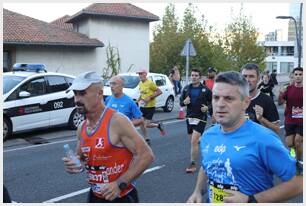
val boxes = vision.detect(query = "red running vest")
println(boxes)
[80,108,134,198]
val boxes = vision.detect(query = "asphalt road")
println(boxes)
[3,101,302,203]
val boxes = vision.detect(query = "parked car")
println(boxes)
[3,63,84,140]
[103,72,175,112]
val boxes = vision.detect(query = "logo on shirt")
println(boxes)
[214,144,226,154]
[234,145,246,151]
[202,144,210,153]
[95,137,104,149]
[81,146,90,152]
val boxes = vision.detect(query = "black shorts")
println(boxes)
[140,107,155,120]
[87,188,139,203]
[285,124,303,136]
[186,118,206,135]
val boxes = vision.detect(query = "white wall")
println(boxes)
[15,46,99,76]
[78,17,150,74]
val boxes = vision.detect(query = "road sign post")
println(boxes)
[180,38,196,86]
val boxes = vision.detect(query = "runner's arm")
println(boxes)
[251,175,302,202]
[257,118,280,134]
[187,167,207,203]
[113,113,154,184]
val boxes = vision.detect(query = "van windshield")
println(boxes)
[3,75,26,94]
[104,75,140,89]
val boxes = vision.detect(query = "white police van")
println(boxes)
[3,63,85,140]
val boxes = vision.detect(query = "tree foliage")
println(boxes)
[150,4,181,74]
[223,7,266,71]
[150,3,266,76]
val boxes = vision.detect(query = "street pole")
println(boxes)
[276,14,302,67]
[292,18,300,67]
[185,41,190,86]
[298,3,303,67]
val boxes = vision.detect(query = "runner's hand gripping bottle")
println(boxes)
[63,144,82,168]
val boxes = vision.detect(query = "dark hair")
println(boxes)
[293,67,303,73]
[191,68,201,76]
[215,71,249,98]
[241,63,260,77]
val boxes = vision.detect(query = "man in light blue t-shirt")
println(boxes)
[187,71,302,203]
[105,75,144,127]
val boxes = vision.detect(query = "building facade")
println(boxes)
[3,3,159,76]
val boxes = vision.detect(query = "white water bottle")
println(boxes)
[63,144,82,168]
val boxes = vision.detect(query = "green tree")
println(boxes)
[223,6,266,71]
[150,4,181,74]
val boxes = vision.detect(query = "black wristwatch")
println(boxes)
[248,195,258,203]
[117,180,128,191]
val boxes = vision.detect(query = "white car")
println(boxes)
[103,72,175,112]
[3,63,85,140]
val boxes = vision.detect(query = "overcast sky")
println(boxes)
[3,2,290,41]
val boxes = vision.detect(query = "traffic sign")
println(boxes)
[180,38,197,57]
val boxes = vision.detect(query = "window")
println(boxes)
[265,62,277,73]
[154,76,166,86]
[65,77,74,87]
[46,76,70,93]
[19,78,46,97]
[3,51,11,72]
[280,62,294,73]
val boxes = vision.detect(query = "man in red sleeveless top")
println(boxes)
[278,67,303,161]
[62,71,154,203]
[203,67,216,90]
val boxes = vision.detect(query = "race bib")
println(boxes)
[292,107,303,118]
[188,118,199,125]
[208,180,238,203]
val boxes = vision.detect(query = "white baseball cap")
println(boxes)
[68,71,103,91]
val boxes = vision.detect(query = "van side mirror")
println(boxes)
[19,91,31,98]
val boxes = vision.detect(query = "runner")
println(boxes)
[180,68,212,173]
[137,69,165,146]
[241,63,280,134]
[105,75,144,127]
[257,73,274,100]
[187,71,302,203]
[62,71,154,203]
[278,67,303,161]
[203,67,216,90]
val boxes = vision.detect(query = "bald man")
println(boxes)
[105,75,144,127]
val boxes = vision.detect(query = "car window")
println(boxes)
[46,75,70,93]
[19,77,46,97]
[3,75,26,94]
[154,75,166,86]
[65,77,74,86]
[120,76,140,88]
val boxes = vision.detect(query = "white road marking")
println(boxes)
[4,120,185,153]
[143,164,165,174]
[4,139,75,153]
[43,165,165,203]
[44,188,90,203]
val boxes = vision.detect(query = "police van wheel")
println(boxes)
[68,109,85,130]
[3,118,12,141]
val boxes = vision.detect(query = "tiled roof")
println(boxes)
[67,3,159,23]
[50,15,73,31]
[3,9,103,47]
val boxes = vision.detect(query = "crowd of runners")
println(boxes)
[56,64,304,203]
